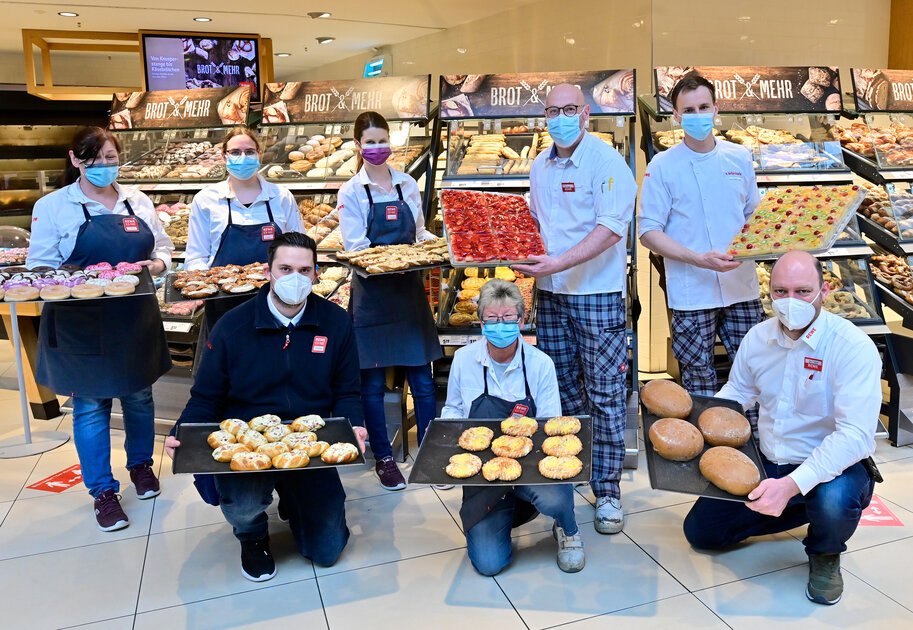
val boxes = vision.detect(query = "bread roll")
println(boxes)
[230,451,273,471]
[219,418,248,435]
[257,441,290,458]
[299,440,330,457]
[699,446,760,496]
[320,442,359,464]
[212,443,250,462]
[698,407,751,447]
[290,415,325,432]
[272,451,310,469]
[249,414,282,432]
[641,380,693,419]
[207,430,237,449]
[282,431,317,449]
[263,424,292,443]
[238,429,268,449]
[648,418,704,462]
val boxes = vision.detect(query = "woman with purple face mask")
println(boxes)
[336,111,442,491]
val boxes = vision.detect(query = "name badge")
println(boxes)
[510,404,529,417]
[385,206,399,221]
[123,217,139,233]
[804,357,823,372]
[261,226,275,241]
[561,182,575,193]
[312,336,328,354]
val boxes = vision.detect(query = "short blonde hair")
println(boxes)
[477,279,524,320]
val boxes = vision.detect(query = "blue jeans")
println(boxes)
[361,364,436,460]
[213,467,349,567]
[683,458,875,556]
[72,387,155,498]
[466,484,578,576]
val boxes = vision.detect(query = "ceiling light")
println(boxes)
[275,52,291,57]
[565,37,575,45]
[308,11,331,19]
[456,47,467,54]
[193,17,212,22]
[828,18,839,24]
[58,11,78,17]
[316,37,335,45]
[737,15,751,21]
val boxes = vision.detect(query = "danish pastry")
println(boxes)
[230,451,273,471]
[257,441,290,458]
[212,443,250,462]
[538,455,583,480]
[291,415,326,432]
[458,426,494,451]
[249,414,282,432]
[263,424,292,443]
[482,456,522,482]
[544,416,581,436]
[238,429,268,449]
[321,442,359,464]
[299,440,330,457]
[219,418,248,436]
[542,434,583,457]
[445,453,482,478]
[207,430,236,449]
[272,451,310,469]
[282,431,318,449]
[500,416,538,437]
[491,435,533,458]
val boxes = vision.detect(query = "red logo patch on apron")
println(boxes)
[385,206,398,221]
[804,357,823,372]
[510,404,529,417]
[619,363,627,373]
[312,336,328,353]
[261,225,275,241]
[561,182,575,193]
[123,217,139,233]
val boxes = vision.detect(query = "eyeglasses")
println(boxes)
[225,149,259,158]
[544,104,583,119]
[82,159,119,168]
[481,314,521,324]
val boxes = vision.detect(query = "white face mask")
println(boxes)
[272,272,312,306]
[771,289,821,331]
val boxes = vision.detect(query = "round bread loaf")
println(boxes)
[641,380,692,419]
[698,407,751,447]
[648,418,704,461]
[699,446,761,496]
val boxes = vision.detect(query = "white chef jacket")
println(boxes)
[441,338,561,418]
[184,175,304,271]
[337,165,436,252]
[717,310,881,495]
[528,132,637,296]
[638,139,761,311]
[27,179,173,270]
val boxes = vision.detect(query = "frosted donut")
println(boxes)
[98,270,120,280]
[115,262,143,274]
[85,262,112,272]
[86,278,111,287]
[113,274,140,286]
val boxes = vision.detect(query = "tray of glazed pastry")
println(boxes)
[164,263,269,303]
[330,237,451,278]
[408,416,592,486]
[0,263,154,304]
[640,383,767,503]
[172,415,366,474]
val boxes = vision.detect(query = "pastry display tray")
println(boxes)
[327,254,450,279]
[163,273,262,304]
[408,416,592,486]
[172,417,365,474]
[641,393,767,502]
[3,267,155,304]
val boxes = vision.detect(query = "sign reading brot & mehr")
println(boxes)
[108,86,251,130]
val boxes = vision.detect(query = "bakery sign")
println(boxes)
[438,70,635,119]
[655,66,842,114]
[851,69,913,112]
[261,75,431,124]
[108,86,251,130]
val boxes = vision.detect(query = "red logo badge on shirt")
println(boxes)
[510,404,529,417]
[804,357,823,372]
[261,225,275,241]
[385,206,398,221]
[312,336,328,354]
[561,182,576,193]
[123,217,139,233]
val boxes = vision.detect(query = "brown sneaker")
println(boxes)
[94,489,129,532]
[129,462,161,499]
[375,456,406,490]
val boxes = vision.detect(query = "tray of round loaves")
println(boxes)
[640,381,767,502]
[164,262,269,303]
[172,415,365,474]
[408,416,592,486]
[0,262,154,304]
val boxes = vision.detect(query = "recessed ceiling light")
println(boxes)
[193,17,212,22]
[308,11,331,19]
[456,48,467,54]
[316,37,335,44]
[58,11,78,17]
[275,52,291,57]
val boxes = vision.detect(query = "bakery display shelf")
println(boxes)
[163,273,261,304]
[840,148,913,185]
[407,416,592,486]
[641,394,767,503]
[172,417,366,474]
[2,267,154,304]
[875,277,913,323]
[436,266,537,333]
[857,214,913,257]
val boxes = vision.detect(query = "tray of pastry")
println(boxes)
[437,267,537,331]
[330,238,451,278]
[408,416,592,486]
[0,264,155,304]
[641,388,767,503]
[311,265,350,298]
[172,416,366,474]
[164,263,268,303]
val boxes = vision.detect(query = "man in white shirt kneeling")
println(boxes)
[683,251,880,606]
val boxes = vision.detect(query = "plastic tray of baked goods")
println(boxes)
[329,238,452,278]
[641,392,767,502]
[172,417,366,474]
[0,265,155,304]
[408,416,592,486]
[163,263,268,303]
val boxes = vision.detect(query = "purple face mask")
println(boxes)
[361,143,392,166]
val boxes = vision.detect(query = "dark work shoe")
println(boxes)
[94,489,129,532]
[375,456,407,491]
[129,462,161,499]
[807,553,843,605]
[240,537,277,582]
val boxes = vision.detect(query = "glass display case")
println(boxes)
[294,192,343,253]
[115,127,228,184]
[853,180,913,256]
[830,113,913,180]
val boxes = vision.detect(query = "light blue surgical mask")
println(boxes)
[226,154,261,180]
[482,321,521,348]
[83,164,119,188]
[680,112,715,141]
[546,113,583,148]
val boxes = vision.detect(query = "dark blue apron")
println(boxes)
[348,183,441,368]
[36,199,171,399]
[459,347,539,532]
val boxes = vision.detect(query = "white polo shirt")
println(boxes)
[717,310,881,495]
[528,132,637,296]
[638,139,761,311]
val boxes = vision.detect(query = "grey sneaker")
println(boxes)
[552,521,585,573]
[94,489,129,532]
[594,496,625,534]
[807,553,843,605]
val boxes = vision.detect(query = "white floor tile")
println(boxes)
[868,457,913,513]
[872,436,913,464]
[134,579,326,630]
[62,616,137,630]
[0,455,36,502]
[150,470,226,535]
[0,537,146,629]
[336,457,422,501]
[555,593,728,629]
[0,499,11,524]
[320,549,526,630]
[843,536,913,610]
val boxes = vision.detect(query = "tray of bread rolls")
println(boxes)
[163,263,269,303]
[172,415,366,474]
[0,264,154,304]
[641,382,767,502]
[408,416,592,486]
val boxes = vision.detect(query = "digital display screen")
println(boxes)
[364,57,385,78]
[142,34,260,99]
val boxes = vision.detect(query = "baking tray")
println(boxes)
[408,416,592,486]
[641,393,767,502]
[172,417,366,474]
[2,267,155,304]
[163,273,263,304]
[327,253,450,279]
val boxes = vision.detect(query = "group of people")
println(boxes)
[25,76,881,605]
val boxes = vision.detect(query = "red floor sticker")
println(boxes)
[27,464,83,493]
[859,495,904,527]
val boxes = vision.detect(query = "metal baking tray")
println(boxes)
[641,393,767,502]
[327,253,450,279]
[163,273,263,304]
[2,267,155,304]
[408,416,592,486]
[172,417,366,474]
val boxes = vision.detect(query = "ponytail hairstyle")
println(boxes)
[353,111,390,172]
[220,125,262,156]
[64,126,121,186]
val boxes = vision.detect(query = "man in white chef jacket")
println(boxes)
[683,251,880,606]
[639,74,763,398]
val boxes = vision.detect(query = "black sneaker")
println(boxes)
[240,537,276,582]
[807,553,843,605]
[129,462,161,499]
[375,456,406,491]
[94,489,129,532]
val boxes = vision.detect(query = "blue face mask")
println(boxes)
[226,154,261,180]
[546,113,583,148]
[680,112,715,141]
[482,321,521,349]
[83,164,119,188]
